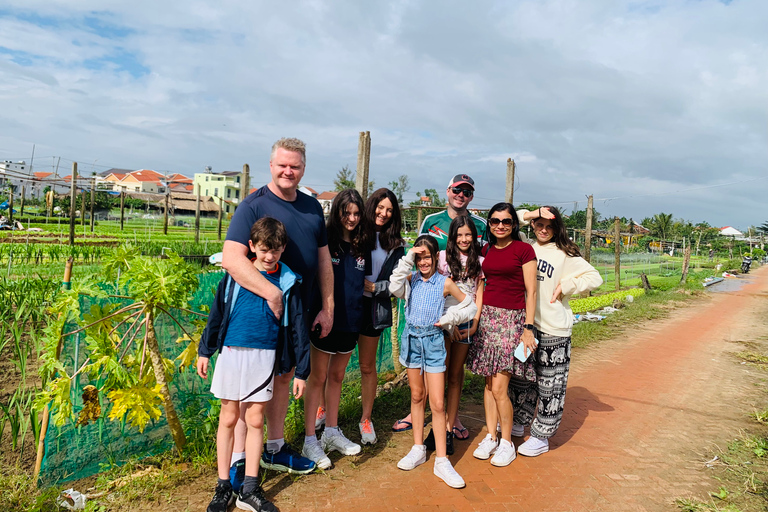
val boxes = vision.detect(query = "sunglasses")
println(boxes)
[488,217,514,227]
[450,187,473,198]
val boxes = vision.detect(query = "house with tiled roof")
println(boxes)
[192,169,246,214]
[120,169,166,193]
[316,191,338,215]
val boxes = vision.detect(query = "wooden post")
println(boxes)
[69,163,77,246]
[194,184,201,244]
[680,244,692,285]
[584,195,593,263]
[8,187,13,224]
[417,207,422,233]
[506,158,516,204]
[241,163,250,205]
[364,132,371,199]
[163,191,169,235]
[120,187,126,231]
[355,131,371,201]
[217,197,223,241]
[19,185,25,217]
[89,177,96,232]
[614,217,621,291]
[639,271,652,290]
[80,190,86,226]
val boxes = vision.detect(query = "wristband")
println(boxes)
[524,323,535,331]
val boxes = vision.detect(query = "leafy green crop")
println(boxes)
[570,288,645,314]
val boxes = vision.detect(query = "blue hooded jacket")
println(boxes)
[198,265,311,380]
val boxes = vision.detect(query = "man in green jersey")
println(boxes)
[419,174,486,250]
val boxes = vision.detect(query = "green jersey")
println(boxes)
[419,210,487,251]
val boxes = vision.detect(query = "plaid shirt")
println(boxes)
[405,271,447,327]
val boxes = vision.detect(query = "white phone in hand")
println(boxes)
[514,337,539,362]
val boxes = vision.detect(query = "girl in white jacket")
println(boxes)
[510,206,603,457]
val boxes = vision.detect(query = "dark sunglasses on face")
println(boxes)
[450,187,473,198]
[488,217,514,227]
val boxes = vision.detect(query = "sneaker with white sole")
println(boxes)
[301,439,331,470]
[518,436,549,457]
[434,458,466,489]
[359,419,377,445]
[472,433,498,460]
[511,423,525,437]
[397,444,427,470]
[321,428,361,456]
[315,406,326,430]
[490,439,516,466]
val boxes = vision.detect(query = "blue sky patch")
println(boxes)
[83,48,149,78]
[0,47,36,66]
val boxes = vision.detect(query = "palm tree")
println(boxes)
[651,213,673,240]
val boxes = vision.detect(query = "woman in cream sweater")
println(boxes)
[509,206,603,457]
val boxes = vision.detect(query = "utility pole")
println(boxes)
[89,176,96,232]
[194,184,201,244]
[69,162,77,246]
[505,158,515,204]
[584,195,594,263]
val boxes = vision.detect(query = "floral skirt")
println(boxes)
[466,305,536,382]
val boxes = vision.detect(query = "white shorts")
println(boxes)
[210,346,276,403]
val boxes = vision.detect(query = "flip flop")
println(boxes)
[392,419,413,432]
[452,426,469,440]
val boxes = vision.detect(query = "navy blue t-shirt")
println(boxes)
[226,185,327,316]
[330,240,366,332]
[223,265,280,349]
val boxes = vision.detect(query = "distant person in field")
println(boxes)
[198,217,305,512]
[221,137,334,481]
[508,206,602,457]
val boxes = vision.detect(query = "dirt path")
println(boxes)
[172,267,768,512]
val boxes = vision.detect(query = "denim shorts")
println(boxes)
[399,324,447,373]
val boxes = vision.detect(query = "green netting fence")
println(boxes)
[39,271,405,484]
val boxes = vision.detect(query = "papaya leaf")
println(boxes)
[107,383,163,433]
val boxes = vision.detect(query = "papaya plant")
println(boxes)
[35,245,205,452]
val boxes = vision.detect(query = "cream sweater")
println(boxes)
[532,241,603,337]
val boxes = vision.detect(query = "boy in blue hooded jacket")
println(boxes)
[197,217,310,512]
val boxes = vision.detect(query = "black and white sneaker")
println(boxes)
[236,486,279,512]
[206,481,234,512]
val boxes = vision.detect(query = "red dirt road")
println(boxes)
[265,267,768,512]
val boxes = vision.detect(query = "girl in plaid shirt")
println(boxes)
[388,235,477,489]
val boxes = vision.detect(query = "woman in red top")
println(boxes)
[466,202,537,467]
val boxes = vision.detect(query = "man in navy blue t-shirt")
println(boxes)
[222,137,334,475]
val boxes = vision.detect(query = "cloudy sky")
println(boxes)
[0,0,765,229]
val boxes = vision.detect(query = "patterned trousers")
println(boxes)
[508,332,571,439]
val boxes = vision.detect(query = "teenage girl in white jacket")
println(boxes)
[510,206,603,457]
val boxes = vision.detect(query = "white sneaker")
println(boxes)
[518,436,549,457]
[359,419,377,445]
[490,439,516,467]
[511,423,525,437]
[321,428,361,456]
[301,439,331,470]
[397,445,427,470]
[314,406,326,430]
[472,434,498,460]
[433,458,466,489]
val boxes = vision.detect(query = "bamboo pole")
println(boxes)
[163,191,169,235]
[89,177,96,232]
[69,163,77,245]
[120,187,126,231]
[34,257,74,484]
[217,197,223,240]
[194,184,201,244]
[8,187,13,224]
[614,217,621,291]
[584,195,593,263]
[19,185,25,217]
